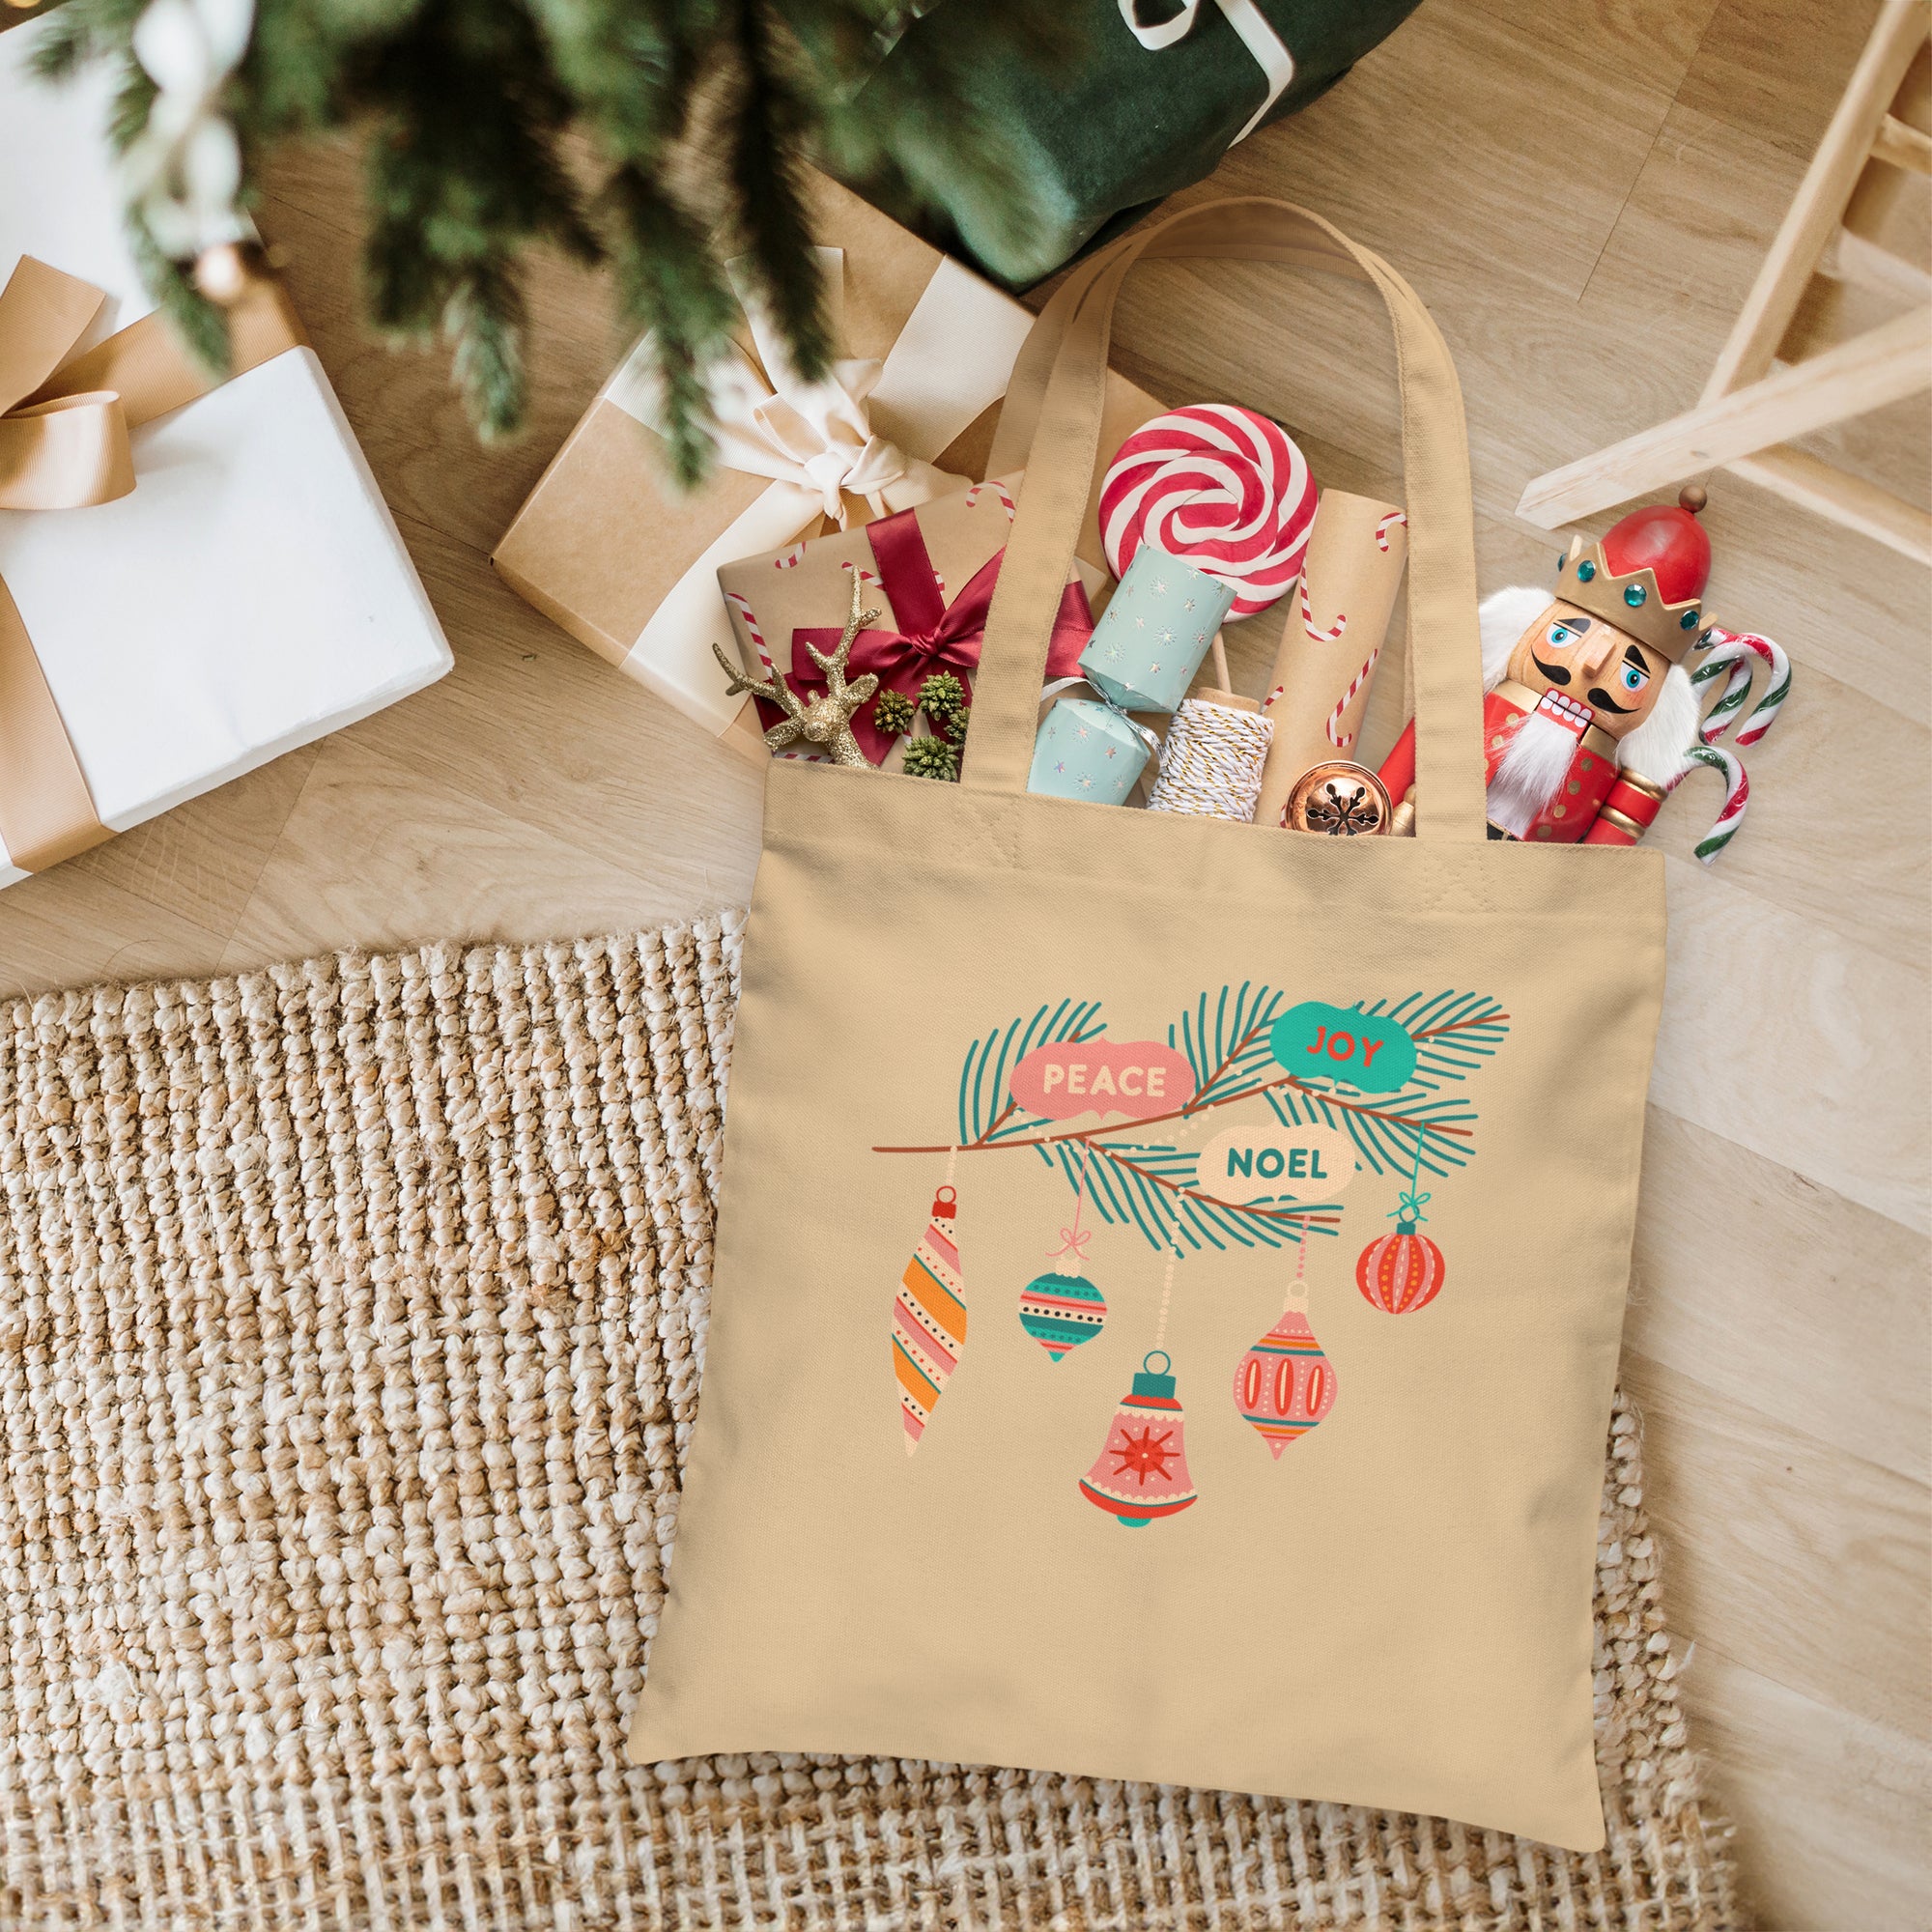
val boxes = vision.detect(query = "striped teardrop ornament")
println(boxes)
[893,1186,965,1453]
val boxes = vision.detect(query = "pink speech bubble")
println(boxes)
[1011,1039,1198,1122]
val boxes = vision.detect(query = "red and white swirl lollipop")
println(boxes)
[1099,404,1317,618]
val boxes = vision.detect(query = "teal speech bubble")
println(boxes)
[1269,1002,1416,1093]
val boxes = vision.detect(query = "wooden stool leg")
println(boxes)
[1516,308,1932,528]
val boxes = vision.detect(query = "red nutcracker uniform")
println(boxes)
[1379,490,1712,841]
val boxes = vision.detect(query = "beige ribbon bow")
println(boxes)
[0,255,303,871]
[623,258,954,526]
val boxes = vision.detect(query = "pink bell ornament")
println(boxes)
[1233,1258,1338,1457]
[1078,1351,1200,1527]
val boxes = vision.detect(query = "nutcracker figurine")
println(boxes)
[1380,489,1709,842]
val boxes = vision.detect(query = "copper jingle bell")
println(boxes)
[1283,761,1392,836]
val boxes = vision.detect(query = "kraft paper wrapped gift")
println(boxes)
[715,478,1097,766]
[493,172,1164,755]
[0,17,452,888]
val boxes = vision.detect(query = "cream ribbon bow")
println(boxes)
[619,254,953,526]
[1117,0,1296,144]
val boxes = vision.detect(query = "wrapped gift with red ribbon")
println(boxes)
[716,473,1096,766]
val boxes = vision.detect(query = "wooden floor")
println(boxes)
[5,2,1927,1925]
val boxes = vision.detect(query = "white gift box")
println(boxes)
[0,17,451,888]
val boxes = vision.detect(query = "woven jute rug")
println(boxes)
[0,912,1741,1930]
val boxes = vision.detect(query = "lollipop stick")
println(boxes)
[1210,632,1232,694]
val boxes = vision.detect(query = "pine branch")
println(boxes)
[603,164,739,486]
[794,0,1085,271]
[953,1001,1105,1148]
[727,0,831,385]
[26,0,1083,456]
[875,1068,1477,1158]
[891,999,1509,1174]
[1061,1138,1342,1256]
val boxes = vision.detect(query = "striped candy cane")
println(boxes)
[1263,682,1285,712]
[966,479,1016,523]
[726,590,828,760]
[724,590,778,678]
[1297,574,1347,644]
[1692,625,1790,748]
[1374,509,1407,552]
[774,541,810,569]
[1671,743,1748,865]
[1324,645,1381,750]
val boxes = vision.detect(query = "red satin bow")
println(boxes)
[787,501,1093,765]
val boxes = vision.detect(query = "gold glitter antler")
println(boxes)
[712,572,884,767]
[804,572,882,708]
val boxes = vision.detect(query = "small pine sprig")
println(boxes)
[901,735,960,782]
[871,687,916,738]
[945,703,969,747]
[919,671,966,735]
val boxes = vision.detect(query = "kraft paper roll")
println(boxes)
[1254,491,1408,831]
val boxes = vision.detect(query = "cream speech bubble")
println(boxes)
[1197,1122,1357,1203]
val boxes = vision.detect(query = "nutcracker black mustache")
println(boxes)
[1528,652,1640,716]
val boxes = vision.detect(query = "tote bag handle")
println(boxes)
[965,199,1490,844]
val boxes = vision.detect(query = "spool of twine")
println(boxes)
[1148,694,1272,822]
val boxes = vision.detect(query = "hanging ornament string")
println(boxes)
[1046,1140,1094,1264]
[1153,1245,1179,1352]
[1390,1136,1432,1232]
[1147,696,1272,821]
[1284,1226,1311,1308]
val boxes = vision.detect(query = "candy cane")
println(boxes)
[724,590,778,678]
[1693,625,1790,748]
[1374,509,1407,552]
[726,590,828,760]
[774,541,809,569]
[1263,682,1285,712]
[1690,647,1754,746]
[966,479,1016,524]
[1296,573,1347,644]
[1670,743,1748,865]
[1323,645,1381,750]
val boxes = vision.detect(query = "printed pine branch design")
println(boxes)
[872,987,1511,1255]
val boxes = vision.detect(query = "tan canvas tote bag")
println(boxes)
[627,200,1666,1853]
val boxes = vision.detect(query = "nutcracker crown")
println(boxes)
[1554,486,1712,663]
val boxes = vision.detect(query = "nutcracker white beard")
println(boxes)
[1488,709,1580,838]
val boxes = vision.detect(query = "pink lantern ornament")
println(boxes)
[1232,1239,1338,1458]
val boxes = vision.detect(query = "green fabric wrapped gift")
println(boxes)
[817,0,1424,289]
